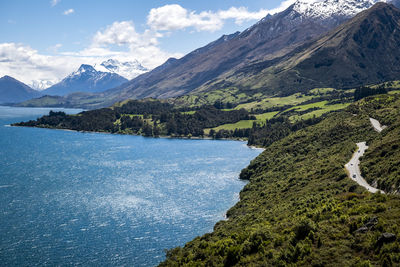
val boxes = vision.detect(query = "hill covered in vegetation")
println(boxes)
[160,94,400,266]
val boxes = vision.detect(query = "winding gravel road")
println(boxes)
[344,118,386,194]
[370,118,387,132]
[344,142,384,193]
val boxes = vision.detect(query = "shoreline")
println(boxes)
[11,124,266,149]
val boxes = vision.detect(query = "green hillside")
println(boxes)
[160,94,400,266]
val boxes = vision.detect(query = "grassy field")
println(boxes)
[285,100,329,112]
[173,88,255,108]
[209,120,255,132]
[234,93,316,110]
[289,103,351,121]
[254,111,279,122]
[308,88,336,94]
[204,111,280,134]
[204,102,352,133]
[180,111,196,115]
[280,101,351,122]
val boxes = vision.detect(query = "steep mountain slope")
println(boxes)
[0,76,41,103]
[18,0,398,109]
[105,0,379,101]
[216,2,400,95]
[42,64,128,96]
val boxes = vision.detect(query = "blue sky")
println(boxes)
[0,0,294,87]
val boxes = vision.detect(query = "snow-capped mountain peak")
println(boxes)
[42,63,128,96]
[94,59,148,80]
[73,64,97,76]
[30,79,57,91]
[293,0,385,19]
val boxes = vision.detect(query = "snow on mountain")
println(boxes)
[293,0,386,20]
[29,59,148,91]
[68,64,98,77]
[30,80,57,91]
[42,64,128,96]
[94,59,148,80]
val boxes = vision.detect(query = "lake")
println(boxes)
[0,106,262,266]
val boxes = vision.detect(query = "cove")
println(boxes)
[0,106,262,266]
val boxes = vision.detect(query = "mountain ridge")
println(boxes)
[0,75,42,104]
[217,2,400,95]
[106,0,390,101]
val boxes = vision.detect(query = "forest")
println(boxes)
[13,100,252,138]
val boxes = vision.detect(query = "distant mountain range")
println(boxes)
[1,58,148,104]
[41,64,128,96]
[16,0,400,109]
[29,59,148,91]
[0,76,42,104]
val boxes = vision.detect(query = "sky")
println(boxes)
[0,0,297,88]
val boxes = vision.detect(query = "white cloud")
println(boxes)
[51,0,60,7]
[86,20,181,69]
[0,2,297,88]
[148,4,223,32]
[147,3,297,32]
[92,21,152,47]
[0,43,78,88]
[0,18,182,88]
[63,9,74,15]
[0,20,182,88]
[218,7,269,24]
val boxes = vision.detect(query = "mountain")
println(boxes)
[28,59,146,91]
[30,80,56,91]
[42,64,128,96]
[0,76,42,104]
[18,0,400,109]
[221,2,400,95]
[94,59,148,80]
[100,0,383,102]
[293,0,382,22]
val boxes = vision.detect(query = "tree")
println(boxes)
[143,123,153,136]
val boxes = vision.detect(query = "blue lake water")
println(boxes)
[0,106,262,266]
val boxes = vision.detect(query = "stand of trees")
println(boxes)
[247,116,323,147]
[14,100,252,138]
[354,86,387,101]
